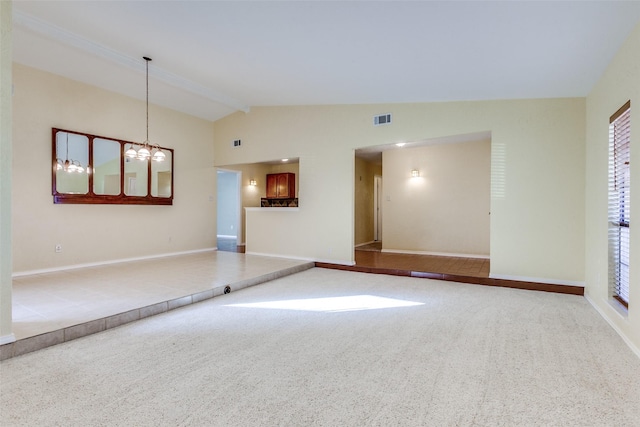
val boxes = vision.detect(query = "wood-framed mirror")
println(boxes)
[52,128,174,205]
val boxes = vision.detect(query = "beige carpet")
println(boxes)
[1,268,639,426]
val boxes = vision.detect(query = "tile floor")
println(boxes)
[3,246,580,360]
[10,251,312,342]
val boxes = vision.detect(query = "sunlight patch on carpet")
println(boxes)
[226,295,424,312]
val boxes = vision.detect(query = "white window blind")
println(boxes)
[608,101,631,307]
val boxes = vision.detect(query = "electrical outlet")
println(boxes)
[55,244,62,253]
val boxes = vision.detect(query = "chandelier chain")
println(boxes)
[144,56,151,143]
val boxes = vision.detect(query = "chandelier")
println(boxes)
[124,57,166,162]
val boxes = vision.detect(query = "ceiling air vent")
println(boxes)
[373,113,392,126]
[232,139,242,147]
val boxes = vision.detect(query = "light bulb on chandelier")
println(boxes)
[125,57,166,162]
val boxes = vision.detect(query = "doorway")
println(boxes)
[354,132,491,262]
[216,169,241,252]
[354,154,383,249]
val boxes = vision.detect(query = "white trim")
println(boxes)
[216,168,243,247]
[235,171,243,246]
[355,241,376,247]
[374,175,382,242]
[12,248,216,278]
[382,249,489,260]
[0,333,16,345]
[489,273,585,287]
[314,258,356,266]
[584,294,640,360]
[245,251,355,266]
[12,10,249,113]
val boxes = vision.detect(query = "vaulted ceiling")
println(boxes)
[11,1,640,122]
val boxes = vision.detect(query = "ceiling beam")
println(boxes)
[12,10,250,113]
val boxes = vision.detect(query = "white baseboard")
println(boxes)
[355,241,376,247]
[0,333,16,345]
[382,249,489,259]
[12,248,217,278]
[489,273,585,287]
[314,257,356,266]
[245,251,314,263]
[245,251,355,267]
[584,294,640,360]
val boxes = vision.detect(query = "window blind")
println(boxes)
[608,101,631,307]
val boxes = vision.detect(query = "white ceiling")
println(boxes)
[11,1,640,123]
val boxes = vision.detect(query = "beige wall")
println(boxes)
[214,98,585,282]
[382,140,490,257]
[585,22,640,355]
[354,157,381,245]
[12,64,216,273]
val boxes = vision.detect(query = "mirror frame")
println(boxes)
[52,128,174,205]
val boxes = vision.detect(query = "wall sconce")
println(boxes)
[411,169,420,178]
[249,179,257,186]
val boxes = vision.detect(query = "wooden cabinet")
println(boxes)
[266,173,295,199]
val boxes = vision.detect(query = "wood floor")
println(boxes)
[316,242,583,296]
[355,249,490,278]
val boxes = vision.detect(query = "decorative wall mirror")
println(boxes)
[54,132,89,195]
[52,128,173,205]
[93,138,121,196]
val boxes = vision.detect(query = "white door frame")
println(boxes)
[216,168,243,247]
[373,175,382,242]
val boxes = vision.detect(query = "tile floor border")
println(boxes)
[0,262,313,361]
